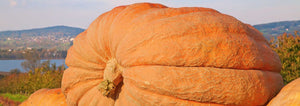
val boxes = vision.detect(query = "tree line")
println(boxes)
[270,31,300,84]
[0,48,67,60]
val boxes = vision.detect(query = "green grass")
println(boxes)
[0,93,29,102]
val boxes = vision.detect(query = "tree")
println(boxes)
[9,68,21,74]
[21,50,41,72]
[0,75,5,79]
[270,31,300,84]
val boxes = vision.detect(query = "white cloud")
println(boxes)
[9,0,17,7]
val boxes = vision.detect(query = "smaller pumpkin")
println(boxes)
[268,78,300,106]
[20,88,67,106]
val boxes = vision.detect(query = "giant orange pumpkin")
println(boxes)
[62,3,284,105]
[267,78,300,106]
[20,88,67,106]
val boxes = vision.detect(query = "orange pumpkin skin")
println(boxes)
[62,3,283,106]
[267,78,300,106]
[20,88,67,106]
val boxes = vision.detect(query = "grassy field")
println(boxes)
[0,93,28,102]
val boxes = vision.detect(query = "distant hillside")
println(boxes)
[0,26,84,38]
[253,20,300,40]
[0,26,84,50]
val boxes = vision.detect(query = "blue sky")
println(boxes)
[1,0,300,31]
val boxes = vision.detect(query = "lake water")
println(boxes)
[0,59,66,72]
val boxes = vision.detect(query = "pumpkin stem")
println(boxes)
[98,58,123,97]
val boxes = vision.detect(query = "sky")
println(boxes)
[1,0,300,31]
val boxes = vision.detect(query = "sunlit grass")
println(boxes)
[0,93,29,102]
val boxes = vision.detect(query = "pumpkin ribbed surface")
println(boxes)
[62,3,283,105]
